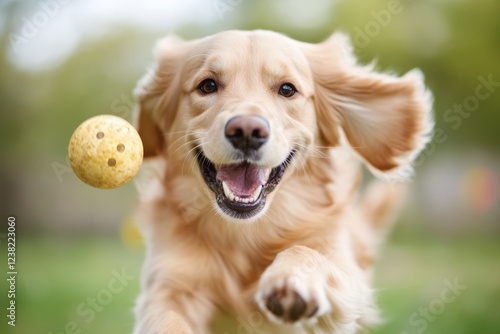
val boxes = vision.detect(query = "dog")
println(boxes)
[131,30,433,334]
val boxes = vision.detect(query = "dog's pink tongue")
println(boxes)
[217,163,266,196]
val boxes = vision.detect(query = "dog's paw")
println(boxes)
[255,272,331,324]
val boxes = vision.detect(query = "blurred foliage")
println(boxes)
[1,0,499,160]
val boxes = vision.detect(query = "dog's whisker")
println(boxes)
[163,137,195,160]
[170,136,198,157]
[181,142,204,176]
[162,130,203,175]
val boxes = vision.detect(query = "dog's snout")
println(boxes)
[225,115,270,151]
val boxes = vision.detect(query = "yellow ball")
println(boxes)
[68,115,144,189]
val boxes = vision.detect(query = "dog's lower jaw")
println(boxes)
[215,191,268,221]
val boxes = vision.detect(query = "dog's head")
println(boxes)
[134,30,433,221]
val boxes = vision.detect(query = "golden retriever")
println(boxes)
[132,30,433,334]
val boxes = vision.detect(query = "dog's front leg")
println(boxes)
[133,250,214,334]
[133,284,215,334]
[255,245,375,333]
[134,298,192,334]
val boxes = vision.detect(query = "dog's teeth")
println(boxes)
[252,185,262,199]
[222,181,230,197]
[222,182,234,200]
[223,183,261,203]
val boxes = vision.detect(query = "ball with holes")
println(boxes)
[68,115,144,189]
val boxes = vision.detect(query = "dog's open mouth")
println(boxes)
[195,149,295,219]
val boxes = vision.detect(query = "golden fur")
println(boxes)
[132,30,433,334]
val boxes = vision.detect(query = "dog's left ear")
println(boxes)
[133,35,191,157]
[301,33,434,177]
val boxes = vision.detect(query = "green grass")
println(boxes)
[1,237,142,334]
[1,235,499,333]
[372,237,500,334]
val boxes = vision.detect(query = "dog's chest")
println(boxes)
[211,240,270,287]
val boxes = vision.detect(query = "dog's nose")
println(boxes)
[225,115,270,151]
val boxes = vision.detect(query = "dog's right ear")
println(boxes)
[133,35,189,157]
[301,33,433,178]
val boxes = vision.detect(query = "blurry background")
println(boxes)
[0,0,499,333]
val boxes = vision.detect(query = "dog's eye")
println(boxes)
[278,83,296,97]
[198,79,218,94]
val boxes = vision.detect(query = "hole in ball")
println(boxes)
[107,158,116,167]
[96,131,104,139]
[117,144,125,152]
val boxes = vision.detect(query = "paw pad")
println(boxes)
[265,286,318,323]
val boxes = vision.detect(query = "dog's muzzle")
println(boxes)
[195,115,294,220]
